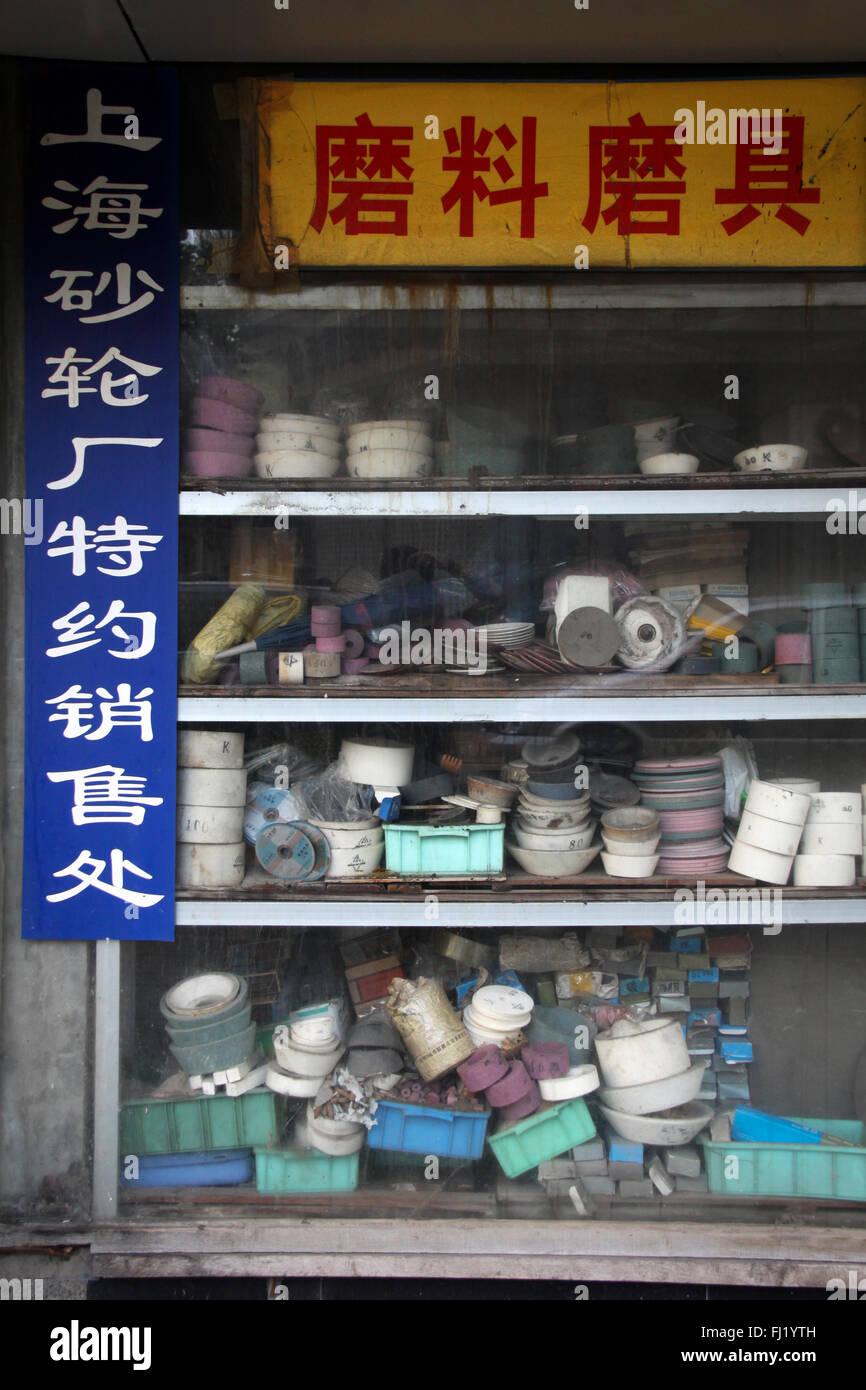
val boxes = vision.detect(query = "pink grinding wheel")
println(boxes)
[457,1045,509,1092]
[486,1059,533,1107]
[183,450,255,478]
[190,396,259,436]
[198,375,265,413]
[498,1082,542,1123]
[316,633,346,654]
[184,427,255,457]
[342,657,369,674]
[342,629,365,659]
[521,1041,570,1080]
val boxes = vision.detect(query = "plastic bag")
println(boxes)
[719,736,759,820]
[297,761,375,823]
[244,741,322,784]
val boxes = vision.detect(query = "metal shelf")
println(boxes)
[175,895,866,928]
[178,692,866,723]
[181,280,866,314]
[179,484,860,519]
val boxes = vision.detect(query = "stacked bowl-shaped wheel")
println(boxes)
[255,413,343,479]
[600,805,661,878]
[462,985,535,1049]
[633,755,729,876]
[266,1015,345,1098]
[297,1078,366,1156]
[185,376,263,477]
[345,419,434,479]
[161,973,255,1077]
[595,1017,712,1145]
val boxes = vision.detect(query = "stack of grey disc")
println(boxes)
[803,583,860,684]
[176,730,247,888]
[346,1012,405,1082]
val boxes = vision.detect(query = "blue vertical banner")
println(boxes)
[23,67,178,940]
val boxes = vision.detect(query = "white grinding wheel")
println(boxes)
[538,1064,600,1102]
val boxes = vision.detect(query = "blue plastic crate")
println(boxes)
[367,1099,490,1159]
[120,1148,253,1187]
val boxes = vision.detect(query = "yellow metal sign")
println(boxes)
[254,78,866,269]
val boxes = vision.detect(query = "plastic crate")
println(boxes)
[119,1090,287,1156]
[384,823,504,874]
[488,1097,596,1178]
[367,1099,489,1159]
[120,1148,253,1188]
[702,1117,866,1201]
[254,1145,359,1194]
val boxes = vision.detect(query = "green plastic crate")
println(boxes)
[488,1097,596,1179]
[702,1117,866,1201]
[384,823,504,874]
[120,1090,287,1156]
[254,1145,359,1194]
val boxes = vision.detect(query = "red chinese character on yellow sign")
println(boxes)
[583,113,686,236]
[310,112,414,235]
[441,116,548,238]
[715,116,820,235]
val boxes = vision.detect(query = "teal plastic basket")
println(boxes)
[384,823,504,874]
[488,1097,596,1179]
[702,1117,866,1201]
[254,1145,360,1194]
[120,1091,287,1156]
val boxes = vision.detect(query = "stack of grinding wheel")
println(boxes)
[457,1040,599,1124]
[185,375,263,478]
[727,779,813,885]
[176,731,247,889]
[297,1078,366,1157]
[344,1011,405,1086]
[161,973,257,1079]
[633,754,729,876]
[793,790,862,888]
[803,583,861,685]
[266,1015,345,1098]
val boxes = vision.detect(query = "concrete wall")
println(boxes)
[0,59,92,1213]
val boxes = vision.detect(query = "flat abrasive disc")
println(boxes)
[557,607,620,667]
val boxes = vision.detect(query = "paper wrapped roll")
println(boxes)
[182,583,266,685]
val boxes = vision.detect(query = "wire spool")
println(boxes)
[255,822,317,880]
[615,596,685,670]
[556,607,620,668]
